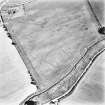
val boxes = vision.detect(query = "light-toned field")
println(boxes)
[0,27,37,105]
[61,51,105,105]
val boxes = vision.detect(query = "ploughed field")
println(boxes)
[1,0,104,91]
